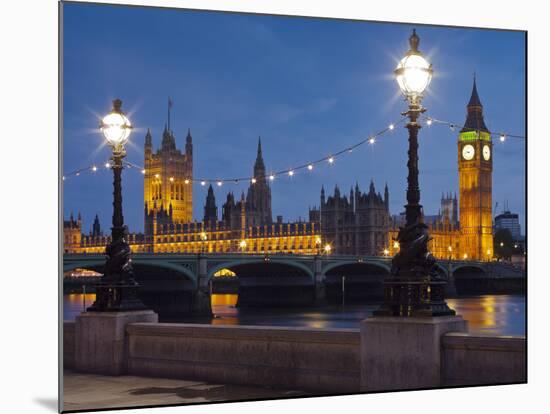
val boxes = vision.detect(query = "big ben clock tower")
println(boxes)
[458,78,493,261]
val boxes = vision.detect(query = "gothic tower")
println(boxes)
[458,78,493,260]
[203,185,218,226]
[245,137,272,227]
[144,100,193,235]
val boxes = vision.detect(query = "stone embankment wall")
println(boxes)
[63,321,525,391]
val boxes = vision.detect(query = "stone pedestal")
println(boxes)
[360,315,467,392]
[75,310,158,375]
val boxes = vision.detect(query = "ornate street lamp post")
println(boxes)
[88,99,147,312]
[375,30,454,317]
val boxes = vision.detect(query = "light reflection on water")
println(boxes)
[63,293,525,336]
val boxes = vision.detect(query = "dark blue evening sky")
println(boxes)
[62,2,525,235]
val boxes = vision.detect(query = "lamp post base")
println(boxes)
[374,279,455,317]
[87,283,148,312]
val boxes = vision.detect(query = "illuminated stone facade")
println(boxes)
[457,78,494,261]
[63,213,82,253]
[308,181,390,256]
[143,125,193,234]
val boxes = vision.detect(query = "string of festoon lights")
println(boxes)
[62,114,525,183]
[421,115,526,141]
[62,117,407,183]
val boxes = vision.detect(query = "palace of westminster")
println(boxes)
[64,80,494,261]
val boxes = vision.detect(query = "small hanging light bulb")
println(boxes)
[217,181,223,187]
[92,165,97,172]
[389,123,394,130]
[76,172,80,176]
[307,164,313,171]
[62,176,66,181]
[269,174,275,181]
[141,169,146,174]
[251,178,257,184]
[288,170,294,177]
[201,181,206,186]
[369,137,376,145]
[500,133,506,142]
[426,118,433,126]
[328,156,334,164]
[105,162,111,168]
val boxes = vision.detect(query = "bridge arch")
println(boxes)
[433,263,449,278]
[63,260,104,273]
[207,259,314,282]
[453,264,488,277]
[322,260,390,276]
[63,259,197,287]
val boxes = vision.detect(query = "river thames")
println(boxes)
[64,293,525,336]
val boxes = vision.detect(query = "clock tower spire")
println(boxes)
[458,77,493,261]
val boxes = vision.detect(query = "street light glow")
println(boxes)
[100,99,132,149]
[394,30,432,100]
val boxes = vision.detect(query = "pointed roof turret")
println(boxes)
[186,128,192,143]
[145,128,152,147]
[161,124,176,150]
[369,179,376,194]
[204,185,218,223]
[468,75,482,107]
[253,136,266,178]
[462,76,489,133]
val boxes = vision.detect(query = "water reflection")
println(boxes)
[63,293,525,336]
[64,293,96,320]
[447,295,525,336]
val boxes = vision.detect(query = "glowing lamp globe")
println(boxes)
[100,99,132,149]
[395,29,433,100]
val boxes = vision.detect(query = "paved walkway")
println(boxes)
[63,370,311,412]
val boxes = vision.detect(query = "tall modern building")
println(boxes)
[494,211,521,240]
[457,77,494,260]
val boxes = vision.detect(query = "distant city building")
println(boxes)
[494,211,521,240]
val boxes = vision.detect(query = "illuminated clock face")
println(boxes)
[462,144,475,160]
[483,145,491,161]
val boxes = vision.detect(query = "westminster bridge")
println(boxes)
[63,253,525,317]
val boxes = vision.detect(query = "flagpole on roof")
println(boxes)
[167,97,172,132]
